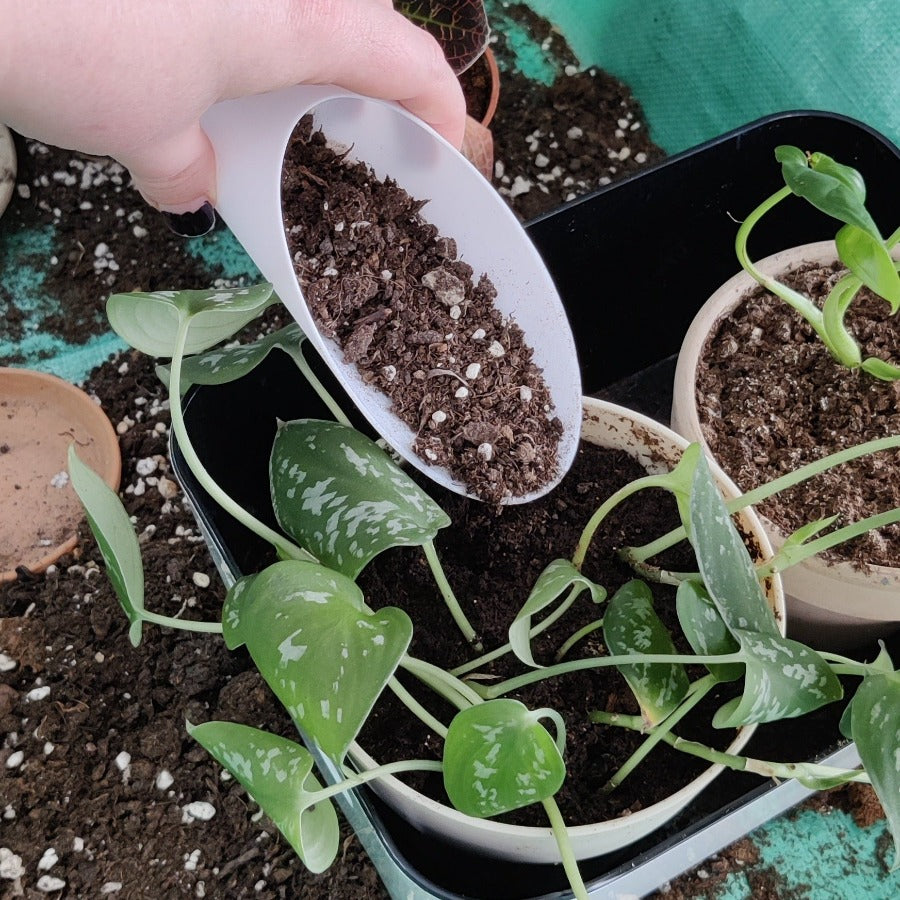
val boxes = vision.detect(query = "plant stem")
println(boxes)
[168,316,315,563]
[292,342,353,427]
[555,618,603,663]
[451,585,580,677]
[599,674,716,791]
[401,655,483,709]
[625,434,900,564]
[422,541,482,650]
[310,759,444,806]
[481,652,744,700]
[541,796,589,900]
[140,610,222,634]
[387,677,448,739]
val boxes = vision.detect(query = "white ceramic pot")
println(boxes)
[349,397,785,864]
[672,240,900,651]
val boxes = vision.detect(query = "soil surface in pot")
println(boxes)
[281,118,562,503]
[695,261,900,569]
[357,442,738,828]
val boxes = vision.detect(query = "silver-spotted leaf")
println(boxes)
[604,580,689,725]
[690,454,778,637]
[443,699,565,817]
[675,580,742,683]
[270,419,450,579]
[509,559,606,668]
[221,574,260,650]
[233,559,412,761]
[713,630,842,728]
[188,721,339,873]
[106,284,277,358]
[68,446,145,646]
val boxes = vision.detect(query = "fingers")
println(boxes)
[120,122,218,231]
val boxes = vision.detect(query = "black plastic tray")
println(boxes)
[172,111,900,898]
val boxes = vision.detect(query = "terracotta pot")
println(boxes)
[0,124,15,219]
[0,368,121,582]
[348,397,784,864]
[671,241,900,651]
[460,48,500,180]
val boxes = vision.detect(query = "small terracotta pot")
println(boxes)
[0,368,121,581]
[671,241,900,650]
[348,397,784,864]
[478,47,501,129]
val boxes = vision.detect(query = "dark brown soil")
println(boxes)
[695,260,900,569]
[282,119,562,503]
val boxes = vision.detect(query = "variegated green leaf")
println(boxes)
[847,669,900,868]
[188,721,339,873]
[221,574,259,650]
[68,446,145,647]
[713,630,842,728]
[270,419,450,579]
[604,580,689,726]
[226,559,412,761]
[107,284,277,357]
[158,322,306,393]
[675,580,742,683]
[443,699,565,817]
[690,453,778,637]
[509,559,606,668]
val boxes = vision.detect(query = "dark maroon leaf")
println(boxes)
[398,0,490,73]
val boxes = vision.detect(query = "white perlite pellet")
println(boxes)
[487,341,505,358]
[465,363,481,380]
[477,443,493,462]
[100,882,123,894]
[26,686,51,702]
[50,471,69,489]
[37,875,67,892]
[184,849,201,871]
[114,751,131,772]
[431,410,447,424]
[192,572,210,589]
[5,751,24,769]
[72,837,84,852]
[0,848,25,880]
[37,848,58,871]
[0,654,16,672]
[182,801,216,823]
[156,769,174,791]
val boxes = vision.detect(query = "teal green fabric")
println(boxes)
[524,0,900,153]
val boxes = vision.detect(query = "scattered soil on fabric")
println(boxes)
[357,442,740,828]
[282,119,562,503]
[695,260,900,569]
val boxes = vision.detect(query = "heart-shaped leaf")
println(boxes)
[713,630,842,728]
[443,699,566,817]
[509,559,606,668]
[270,419,450,579]
[835,224,900,312]
[604,580,689,725]
[675,580,742,683]
[158,321,306,394]
[188,720,339,873]
[221,574,259,650]
[690,453,778,637]
[68,446,145,646]
[106,284,277,358]
[776,146,881,240]
[224,559,412,761]
[847,670,900,869]
[398,0,490,74]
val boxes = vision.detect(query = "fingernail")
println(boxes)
[163,201,216,237]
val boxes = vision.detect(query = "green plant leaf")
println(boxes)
[821,274,865,368]
[398,0,490,73]
[509,559,606,668]
[221,574,259,650]
[713,631,842,727]
[848,670,900,869]
[158,321,306,394]
[835,224,900,312]
[226,559,412,761]
[776,146,881,240]
[106,284,277,358]
[270,419,450,579]
[188,720,339,873]
[443,699,566,817]
[861,355,900,380]
[603,580,689,726]
[675,580,742,683]
[67,445,145,647]
[690,453,778,638]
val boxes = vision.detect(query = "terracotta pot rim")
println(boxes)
[479,47,501,129]
[0,367,121,582]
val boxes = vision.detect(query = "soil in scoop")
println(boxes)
[695,260,900,569]
[357,441,740,828]
[281,118,563,505]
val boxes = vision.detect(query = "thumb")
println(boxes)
[121,122,218,235]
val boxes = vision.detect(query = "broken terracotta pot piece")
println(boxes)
[0,368,121,582]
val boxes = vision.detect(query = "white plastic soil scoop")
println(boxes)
[200,85,581,504]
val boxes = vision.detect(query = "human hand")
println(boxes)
[0,0,466,233]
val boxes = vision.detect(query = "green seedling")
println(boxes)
[71,283,900,899]
[736,145,900,379]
